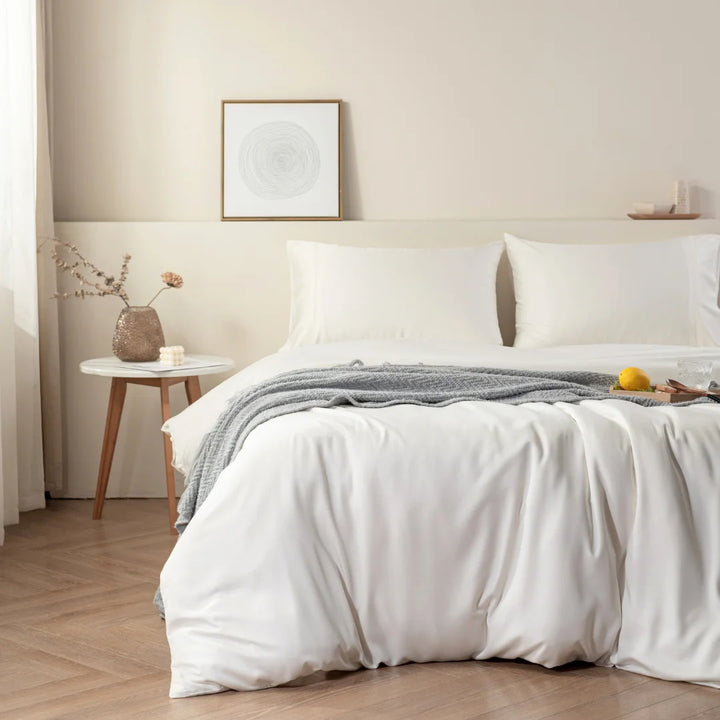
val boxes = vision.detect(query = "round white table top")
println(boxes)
[80,355,236,379]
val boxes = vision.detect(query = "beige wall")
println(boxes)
[49,1,720,499]
[52,0,720,222]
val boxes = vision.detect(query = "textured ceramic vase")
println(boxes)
[112,306,165,361]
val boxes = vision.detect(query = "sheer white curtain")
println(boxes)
[0,0,52,544]
[36,0,63,498]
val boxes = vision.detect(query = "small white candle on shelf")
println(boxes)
[674,180,690,214]
[159,345,185,366]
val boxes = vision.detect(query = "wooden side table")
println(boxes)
[80,356,235,532]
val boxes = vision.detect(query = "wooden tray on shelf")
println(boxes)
[627,213,701,220]
[609,387,699,403]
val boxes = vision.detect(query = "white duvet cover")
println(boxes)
[160,341,720,697]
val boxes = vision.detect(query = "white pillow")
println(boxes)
[505,233,720,348]
[283,241,504,349]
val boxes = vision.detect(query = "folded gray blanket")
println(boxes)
[173,363,680,534]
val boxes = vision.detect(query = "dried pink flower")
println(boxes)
[161,272,184,289]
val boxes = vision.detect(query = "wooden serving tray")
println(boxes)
[627,213,701,220]
[609,387,698,403]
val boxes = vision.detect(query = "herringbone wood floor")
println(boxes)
[1,499,719,720]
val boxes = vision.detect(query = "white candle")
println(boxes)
[159,346,185,366]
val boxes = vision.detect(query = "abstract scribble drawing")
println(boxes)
[238,121,321,200]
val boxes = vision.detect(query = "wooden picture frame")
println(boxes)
[222,100,343,221]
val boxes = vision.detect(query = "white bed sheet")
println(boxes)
[160,342,720,697]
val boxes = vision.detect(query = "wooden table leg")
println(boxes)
[184,376,201,404]
[93,378,127,519]
[160,378,178,533]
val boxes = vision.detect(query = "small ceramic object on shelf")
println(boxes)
[674,180,690,214]
[633,202,673,215]
[629,191,699,220]
[633,201,654,215]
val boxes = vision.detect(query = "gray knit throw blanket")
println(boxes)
[174,363,680,534]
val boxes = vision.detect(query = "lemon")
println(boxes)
[618,367,651,391]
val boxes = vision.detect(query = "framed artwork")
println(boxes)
[222,100,343,220]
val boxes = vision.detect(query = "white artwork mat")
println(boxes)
[223,102,340,218]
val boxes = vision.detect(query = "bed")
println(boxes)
[158,234,720,698]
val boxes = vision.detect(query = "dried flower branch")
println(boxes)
[51,238,131,306]
[49,238,184,307]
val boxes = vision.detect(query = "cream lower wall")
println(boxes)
[54,220,719,499]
